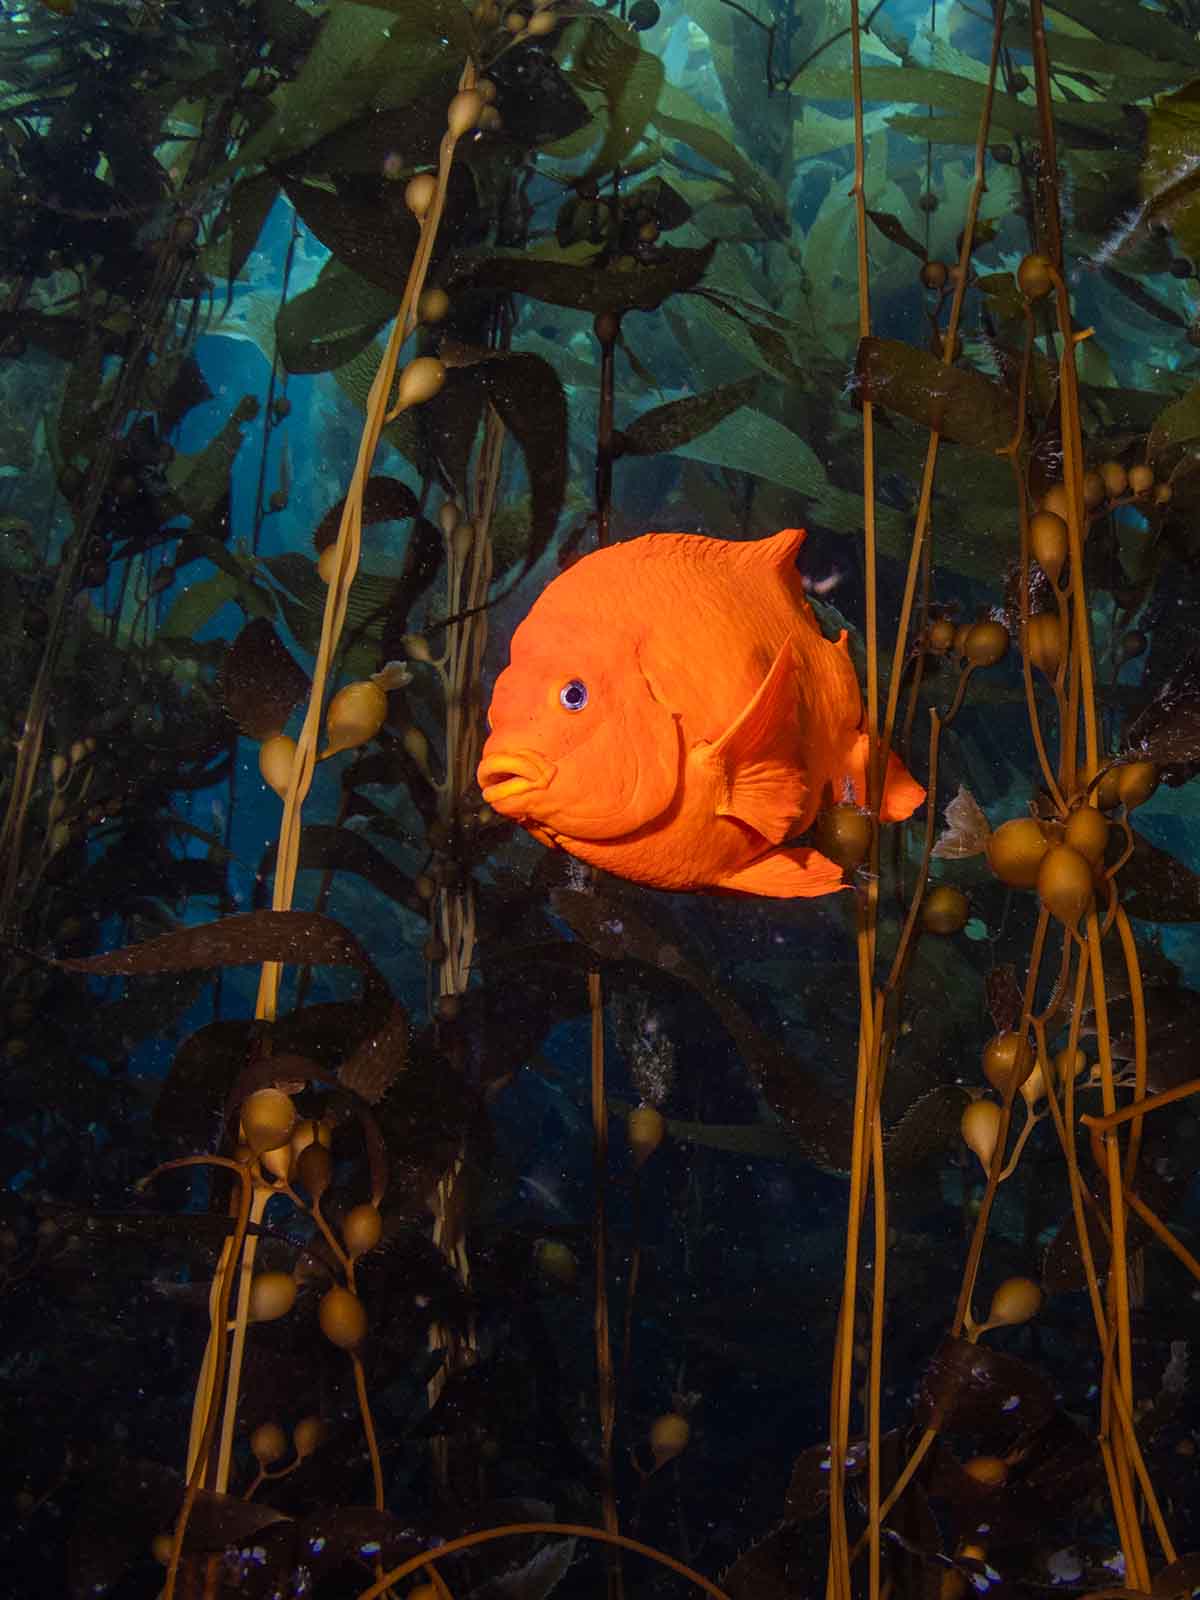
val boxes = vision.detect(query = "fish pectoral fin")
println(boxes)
[704,636,808,843]
[845,731,926,822]
[717,846,847,899]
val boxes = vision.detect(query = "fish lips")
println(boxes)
[477,748,558,812]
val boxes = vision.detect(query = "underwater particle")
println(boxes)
[259,734,297,799]
[325,679,388,757]
[535,1238,577,1286]
[981,1032,1034,1095]
[649,1412,690,1467]
[1037,844,1093,926]
[1128,463,1154,495]
[249,1271,298,1323]
[1025,613,1061,678]
[241,1088,296,1155]
[1099,459,1128,500]
[1117,760,1158,810]
[928,617,957,652]
[342,1203,383,1258]
[404,173,437,219]
[396,356,446,409]
[986,816,1048,890]
[627,1105,666,1168]
[151,1533,175,1566]
[417,287,450,324]
[294,1142,333,1201]
[447,88,484,137]
[963,619,1008,667]
[987,1276,1042,1326]
[920,260,948,291]
[1016,253,1053,300]
[963,1455,1008,1487]
[961,1099,1003,1170]
[1063,806,1108,864]
[815,803,873,869]
[1029,510,1068,583]
[319,1286,368,1349]
[250,1421,288,1465]
[921,884,970,934]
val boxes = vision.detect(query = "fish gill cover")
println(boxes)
[1,0,1200,1595]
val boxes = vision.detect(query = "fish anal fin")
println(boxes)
[704,636,808,843]
[717,846,847,899]
[846,732,926,822]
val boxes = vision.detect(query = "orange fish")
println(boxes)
[476,528,924,897]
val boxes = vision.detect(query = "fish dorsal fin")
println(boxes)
[728,527,807,569]
[698,635,808,843]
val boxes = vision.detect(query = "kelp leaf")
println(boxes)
[445,240,717,314]
[277,259,397,375]
[615,375,758,457]
[785,1438,868,1520]
[1048,0,1200,66]
[339,1003,409,1105]
[220,618,310,740]
[885,1085,973,1170]
[54,910,389,997]
[1148,381,1200,462]
[1141,81,1200,262]
[1100,267,1187,329]
[866,207,927,261]
[314,474,419,552]
[570,13,664,177]
[1120,830,1200,922]
[916,1335,1056,1437]
[652,82,789,238]
[856,337,1014,450]
[259,824,420,914]
[478,352,568,573]
[1120,648,1200,770]
[625,175,692,232]
[224,171,280,285]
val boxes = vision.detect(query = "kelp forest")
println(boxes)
[4,0,1200,1594]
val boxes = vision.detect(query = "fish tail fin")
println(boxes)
[845,731,925,823]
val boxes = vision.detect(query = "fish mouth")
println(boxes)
[477,749,557,810]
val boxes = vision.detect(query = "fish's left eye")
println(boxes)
[559,678,588,712]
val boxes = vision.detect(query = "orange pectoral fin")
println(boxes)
[702,636,808,844]
[845,732,926,822]
[717,845,847,899]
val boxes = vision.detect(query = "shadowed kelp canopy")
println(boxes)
[2,0,1200,1595]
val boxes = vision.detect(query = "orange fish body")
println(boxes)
[477,528,924,897]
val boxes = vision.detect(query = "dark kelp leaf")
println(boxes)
[916,1336,1055,1439]
[66,1457,182,1600]
[55,911,389,1001]
[257,824,421,915]
[1152,1554,1200,1597]
[986,963,1023,1035]
[884,1085,973,1170]
[1148,380,1200,462]
[478,353,568,574]
[276,258,397,375]
[1121,648,1200,769]
[339,1003,410,1104]
[445,240,717,315]
[313,474,419,552]
[220,618,310,740]
[784,1437,868,1519]
[1141,81,1200,264]
[1101,266,1188,329]
[856,337,1014,450]
[614,375,758,456]
[224,171,280,286]
[867,207,928,261]
[181,1489,290,1552]
[721,1521,826,1600]
[570,12,664,178]
[625,175,692,232]
[282,171,426,298]
[1119,830,1200,922]
[153,1019,256,1147]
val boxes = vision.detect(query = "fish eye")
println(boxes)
[559,678,588,712]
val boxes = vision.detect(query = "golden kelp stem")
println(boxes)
[353,1522,733,1600]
